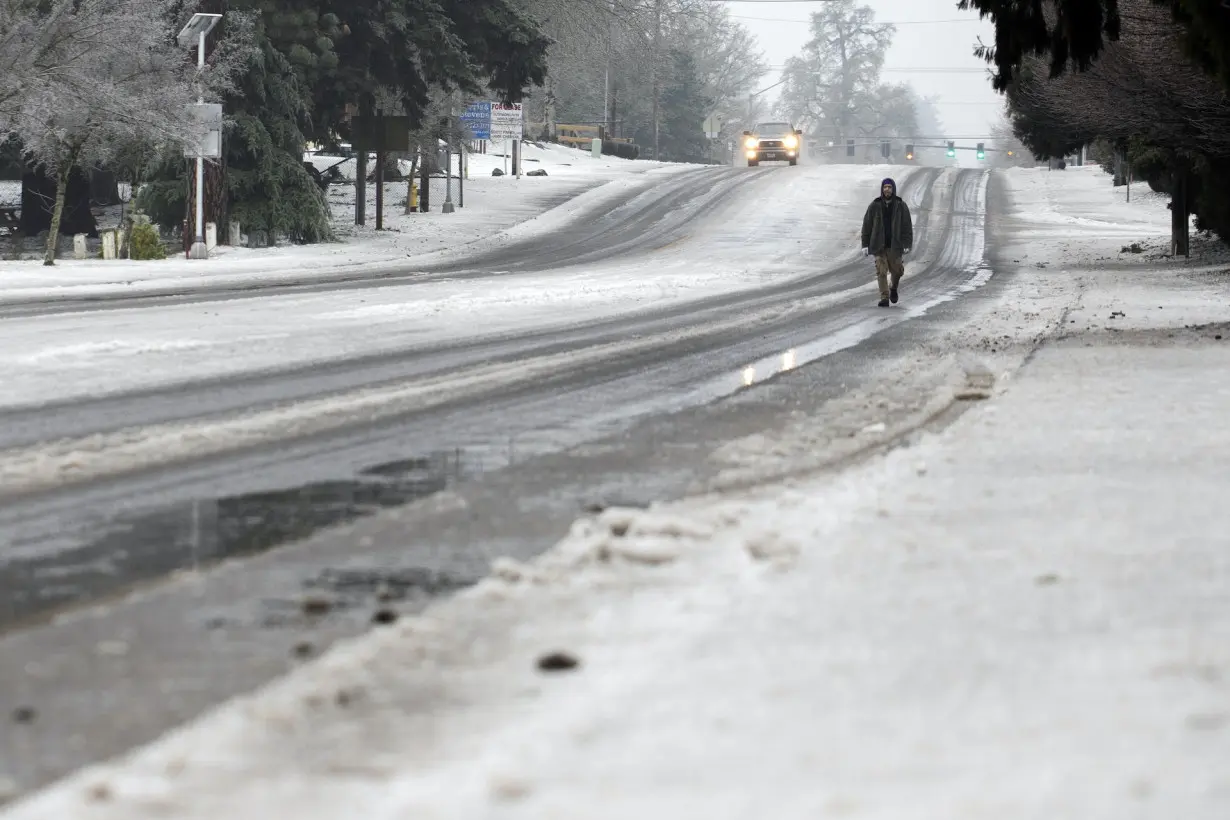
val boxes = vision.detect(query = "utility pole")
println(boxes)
[374,108,384,230]
[603,0,614,138]
[651,0,663,160]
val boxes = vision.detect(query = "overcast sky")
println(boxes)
[725,0,1004,142]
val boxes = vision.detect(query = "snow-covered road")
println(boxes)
[4,166,1226,819]
[0,167,985,503]
[0,163,906,406]
[0,158,1006,802]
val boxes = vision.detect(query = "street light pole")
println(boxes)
[177,13,221,261]
[193,29,205,256]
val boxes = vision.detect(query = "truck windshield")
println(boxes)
[756,123,794,136]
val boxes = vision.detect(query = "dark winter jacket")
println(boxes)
[861,186,914,255]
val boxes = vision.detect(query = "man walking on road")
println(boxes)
[861,177,914,307]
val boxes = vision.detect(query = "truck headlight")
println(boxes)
[783,135,798,149]
[744,137,758,149]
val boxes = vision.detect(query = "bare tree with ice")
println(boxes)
[0,0,253,264]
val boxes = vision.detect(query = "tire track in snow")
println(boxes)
[0,167,777,320]
[0,170,991,497]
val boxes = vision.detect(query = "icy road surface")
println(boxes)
[0,162,998,801]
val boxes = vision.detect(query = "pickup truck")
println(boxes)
[742,122,802,166]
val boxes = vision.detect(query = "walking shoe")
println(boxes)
[878,298,890,307]
[890,286,898,304]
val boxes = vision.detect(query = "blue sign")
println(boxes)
[460,101,492,140]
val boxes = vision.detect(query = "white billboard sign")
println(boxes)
[490,102,523,141]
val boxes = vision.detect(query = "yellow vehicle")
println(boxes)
[742,122,802,166]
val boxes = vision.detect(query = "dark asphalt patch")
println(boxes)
[0,451,471,629]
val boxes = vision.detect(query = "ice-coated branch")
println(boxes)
[1007,0,1230,156]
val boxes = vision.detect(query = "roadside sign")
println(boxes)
[702,112,723,139]
[183,103,223,158]
[460,101,491,140]
[490,102,524,141]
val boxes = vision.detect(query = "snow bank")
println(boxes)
[7,168,1230,816]
[994,164,1230,265]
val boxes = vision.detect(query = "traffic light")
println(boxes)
[905,143,915,160]
[880,139,890,159]
[976,142,985,160]
[846,139,855,157]
[946,141,956,158]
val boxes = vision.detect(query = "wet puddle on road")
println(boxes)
[0,450,473,629]
[1,259,997,631]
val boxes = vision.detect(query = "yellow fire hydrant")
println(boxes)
[410,182,419,210]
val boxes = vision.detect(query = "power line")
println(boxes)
[733,16,983,24]
[767,66,990,73]
[810,136,1007,141]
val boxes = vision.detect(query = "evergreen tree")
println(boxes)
[959,0,1230,97]
[1159,0,1230,95]
[140,0,551,244]
[139,20,332,243]
[304,0,549,139]
[658,50,711,163]
[957,0,1122,90]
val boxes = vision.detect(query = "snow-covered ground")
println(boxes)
[0,164,903,409]
[8,165,1230,818]
[0,144,686,297]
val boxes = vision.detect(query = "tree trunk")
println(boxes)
[43,166,70,266]
[184,157,195,256]
[354,96,372,226]
[1171,166,1190,258]
[545,74,558,141]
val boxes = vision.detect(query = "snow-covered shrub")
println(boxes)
[129,222,166,260]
